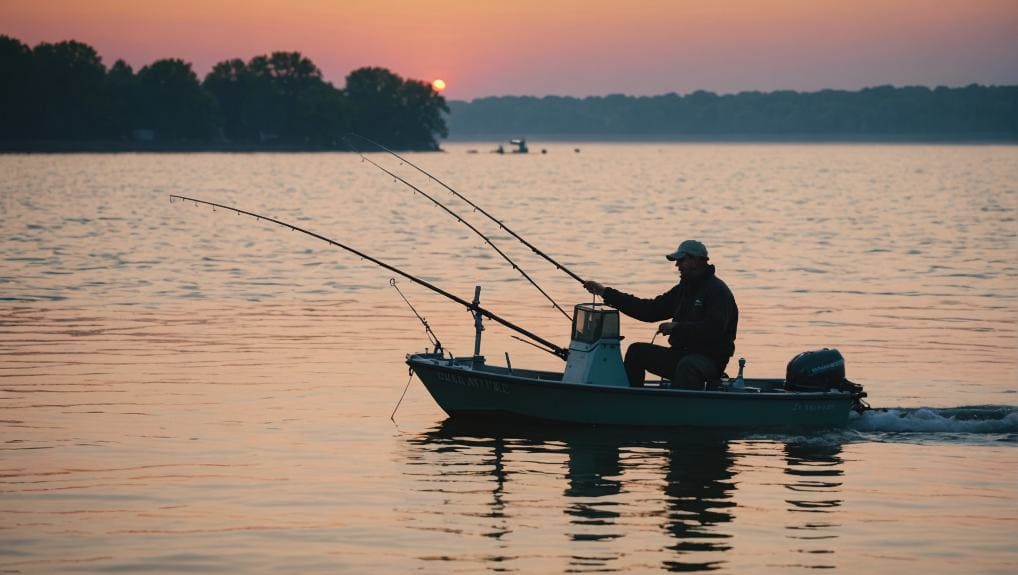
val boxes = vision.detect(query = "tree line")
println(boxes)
[448,86,1017,140]
[0,35,449,150]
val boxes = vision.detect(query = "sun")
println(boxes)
[431,79,447,93]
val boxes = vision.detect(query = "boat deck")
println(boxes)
[423,355,791,394]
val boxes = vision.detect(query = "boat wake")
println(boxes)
[848,405,1018,435]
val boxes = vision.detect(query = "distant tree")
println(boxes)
[203,58,261,140]
[0,34,450,149]
[204,51,349,145]
[447,86,1017,140]
[105,59,141,139]
[345,67,403,143]
[251,51,346,144]
[292,81,350,145]
[250,52,321,93]
[247,52,313,140]
[0,35,32,138]
[29,40,109,139]
[137,59,218,141]
[345,67,448,150]
[395,78,449,149]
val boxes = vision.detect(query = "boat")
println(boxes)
[169,143,869,430]
[408,302,868,429]
[494,138,529,154]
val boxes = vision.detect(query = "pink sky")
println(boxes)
[2,0,1016,100]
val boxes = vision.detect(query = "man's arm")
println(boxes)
[602,284,679,323]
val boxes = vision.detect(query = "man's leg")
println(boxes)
[623,343,680,387]
[671,354,720,390]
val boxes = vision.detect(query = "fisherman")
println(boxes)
[583,240,738,389]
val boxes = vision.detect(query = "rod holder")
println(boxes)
[472,285,485,364]
[734,357,746,388]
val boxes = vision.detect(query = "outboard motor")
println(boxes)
[785,348,850,392]
[562,303,629,387]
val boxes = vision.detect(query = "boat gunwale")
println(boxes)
[407,354,862,403]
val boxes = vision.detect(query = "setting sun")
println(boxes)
[431,79,446,93]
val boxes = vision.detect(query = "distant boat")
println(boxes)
[509,138,528,153]
[493,139,529,154]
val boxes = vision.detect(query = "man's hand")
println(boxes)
[657,321,677,335]
[583,280,605,297]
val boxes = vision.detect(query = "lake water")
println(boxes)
[1,144,1017,574]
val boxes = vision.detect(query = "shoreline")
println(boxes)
[444,132,1018,144]
[1,134,1015,153]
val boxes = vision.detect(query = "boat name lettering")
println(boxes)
[792,402,835,412]
[438,371,509,394]
[808,359,845,375]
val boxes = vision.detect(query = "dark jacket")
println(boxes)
[602,265,738,371]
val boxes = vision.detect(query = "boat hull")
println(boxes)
[408,354,861,429]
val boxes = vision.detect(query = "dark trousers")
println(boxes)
[624,343,720,389]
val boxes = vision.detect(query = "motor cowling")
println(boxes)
[785,348,849,392]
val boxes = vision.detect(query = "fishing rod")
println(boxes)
[345,141,572,322]
[344,133,587,285]
[168,194,568,360]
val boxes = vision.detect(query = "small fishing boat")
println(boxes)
[173,134,870,430]
[408,302,868,429]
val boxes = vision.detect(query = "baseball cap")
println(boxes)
[665,239,709,261]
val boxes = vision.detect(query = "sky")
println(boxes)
[2,0,1016,100]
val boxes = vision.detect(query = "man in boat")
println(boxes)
[583,240,738,389]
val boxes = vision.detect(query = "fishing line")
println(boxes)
[168,194,568,360]
[344,138,572,322]
[390,278,443,355]
[390,371,414,421]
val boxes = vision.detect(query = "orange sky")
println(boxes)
[2,0,1016,99]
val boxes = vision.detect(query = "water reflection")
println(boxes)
[564,438,622,520]
[781,441,845,569]
[661,439,736,572]
[402,420,756,572]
